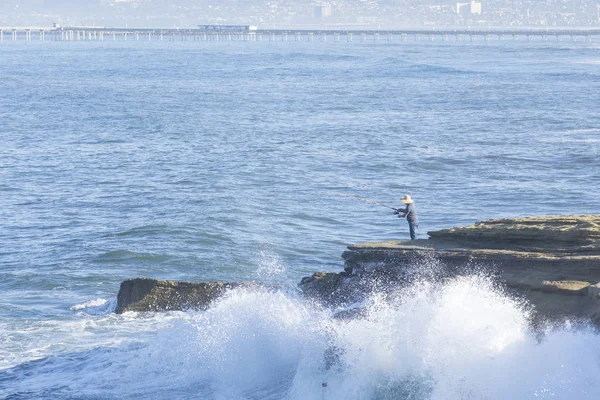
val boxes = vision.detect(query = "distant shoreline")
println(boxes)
[2,25,600,34]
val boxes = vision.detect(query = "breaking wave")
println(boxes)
[70,297,117,315]
[3,275,600,399]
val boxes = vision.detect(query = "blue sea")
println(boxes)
[1,37,599,399]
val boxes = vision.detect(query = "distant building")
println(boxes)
[197,25,257,32]
[315,3,332,19]
[470,1,482,15]
[456,1,482,16]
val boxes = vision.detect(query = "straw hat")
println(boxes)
[400,194,414,204]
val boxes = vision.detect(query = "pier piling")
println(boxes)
[2,26,598,46]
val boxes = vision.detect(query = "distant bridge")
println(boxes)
[1,26,600,43]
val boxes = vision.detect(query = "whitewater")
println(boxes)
[1,38,599,399]
[4,274,600,399]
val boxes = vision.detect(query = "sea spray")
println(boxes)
[3,277,600,399]
[298,275,600,400]
[256,248,287,279]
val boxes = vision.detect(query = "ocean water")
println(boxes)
[1,38,599,399]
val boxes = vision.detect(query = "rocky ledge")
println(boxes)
[115,278,261,313]
[115,215,600,327]
[299,215,600,326]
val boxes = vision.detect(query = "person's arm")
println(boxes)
[401,204,412,218]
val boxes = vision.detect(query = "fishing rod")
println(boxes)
[331,192,398,211]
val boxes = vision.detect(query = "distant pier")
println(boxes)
[1,26,599,43]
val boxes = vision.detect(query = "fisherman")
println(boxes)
[394,194,418,240]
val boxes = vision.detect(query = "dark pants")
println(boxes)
[408,221,419,240]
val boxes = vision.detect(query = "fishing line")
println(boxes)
[330,192,398,211]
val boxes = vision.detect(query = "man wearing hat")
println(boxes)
[395,194,418,240]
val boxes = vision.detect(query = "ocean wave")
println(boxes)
[69,298,117,315]
[406,63,479,75]
[104,225,191,238]
[93,250,172,263]
[4,277,600,399]
[575,59,600,65]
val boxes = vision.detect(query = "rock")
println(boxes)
[115,278,260,314]
[116,215,600,328]
[299,215,600,327]
[589,283,600,299]
[299,272,346,304]
[332,307,369,321]
[428,215,600,251]
[539,280,590,294]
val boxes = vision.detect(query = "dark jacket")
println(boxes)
[401,203,418,224]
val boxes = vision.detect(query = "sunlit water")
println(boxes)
[1,39,599,399]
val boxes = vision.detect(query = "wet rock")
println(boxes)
[300,215,600,327]
[115,278,260,314]
[299,272,347,304]
[539,280,590,294]
[332,307,368,321]
[589,283,600,299]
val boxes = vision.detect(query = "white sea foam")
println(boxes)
[3,276,600,399]
[563,128,600,134]
[575,59,600,65]
[69,297,117,314]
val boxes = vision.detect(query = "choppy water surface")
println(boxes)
[1,39,599,399]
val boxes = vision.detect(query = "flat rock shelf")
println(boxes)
[300,215,600,326]
[116,215,600,327]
